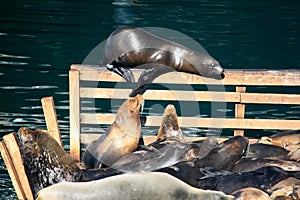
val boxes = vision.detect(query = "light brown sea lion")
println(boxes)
[270,178,300,200]
[155,104,185,143]
[293,185,300,199]
[232,187,271,200]
[83,94,144,168]
[37,172,234,200]
[258,130,300,148]
[101,27,225,96]
[18,127,79,197]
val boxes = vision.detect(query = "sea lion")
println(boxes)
[232,158,300,173]
[18,127,79,197]
[83,94,144,168]
[101,27,225,96]
[112,104,217,171]
[197,166,300,195]
[246,143,290,160]
[293,185,300,199]
[270,178,300,199]
[232,187,271,200]
[155,104,185,142]
[158,136,249,187]
[258,130,300,148]
[37,172,234,200]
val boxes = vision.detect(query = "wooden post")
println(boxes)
[41,97,62,146]
[0,141,26,200]
[2,133,34,200]
[69,69,81,162]
[234,86,246,136]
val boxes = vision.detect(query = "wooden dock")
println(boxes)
[1,65,300,199]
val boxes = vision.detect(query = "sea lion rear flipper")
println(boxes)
[129,64,172,97]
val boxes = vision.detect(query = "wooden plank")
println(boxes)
[41,97,62,146]
[80,133,258,146]
[80,113,300,130]
[71,65,300,86]
[0,141,26,200]
[80,88,240,102]
[3,133,34,200]
[69,70,81,162]
[241,93,300,104]
[234,86,246,136]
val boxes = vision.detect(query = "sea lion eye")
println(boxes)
[210,63,215,67]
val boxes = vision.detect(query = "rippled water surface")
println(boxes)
[0,0,300,199]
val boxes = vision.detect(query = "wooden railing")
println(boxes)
[69,64,300,162]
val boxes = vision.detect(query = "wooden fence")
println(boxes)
[69,64,300,162]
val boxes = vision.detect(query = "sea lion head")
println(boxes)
[115,94,144,137]
[197,136,249,170]
[156,104,184,142]
[18,127,41,158]
[196,55,225,80]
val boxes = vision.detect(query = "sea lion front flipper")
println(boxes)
[129,64,173,97]
[106,64,135,83]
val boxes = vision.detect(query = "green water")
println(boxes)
[0,0,300,198]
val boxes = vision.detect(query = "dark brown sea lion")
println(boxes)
[197,166,300,195]
[83,94,144,168]
[18,127,79,197]
[232,187,271,200]
[101,27,225,96]
[37,172,234,200]
[158,136,249,187]
[258,130,300,148]
[232,158,300,173]
[247,143,290,160]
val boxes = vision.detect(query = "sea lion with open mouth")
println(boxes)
[258,130,300,148]
[83,94,144,168]
[101,27,225,96]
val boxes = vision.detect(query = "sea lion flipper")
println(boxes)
[107,64,135,83]
[129,64,172,97]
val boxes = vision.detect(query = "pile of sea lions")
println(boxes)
[14,27,300,199]
[17,95,300,200]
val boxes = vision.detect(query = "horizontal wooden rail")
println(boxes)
[71,64,300,86]
[240,93,300,104]
[80,113,300,130]
[80,88,300,105]
[80,88,239,102]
